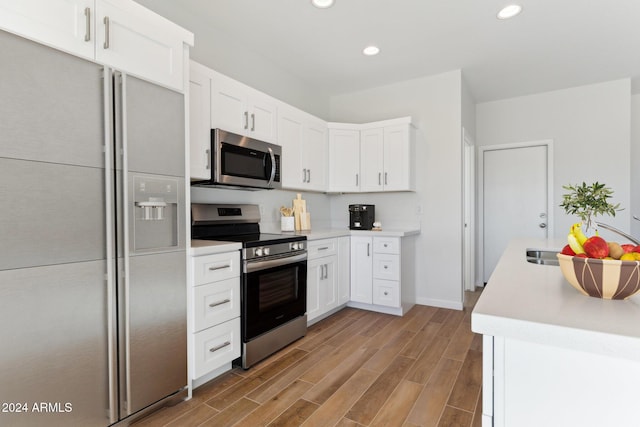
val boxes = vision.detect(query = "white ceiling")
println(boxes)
[145,0,640,102]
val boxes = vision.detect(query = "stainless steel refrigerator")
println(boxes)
[0,29,187,426]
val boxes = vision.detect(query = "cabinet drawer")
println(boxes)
[308,238,337,259]
[373,253,400,281]
[193,278,240,332]
[373,237,400,254]
[193,317,240,379]
[193,251,240,286]
[373,279,400,307]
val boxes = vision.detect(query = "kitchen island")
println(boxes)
[472,238,640,427]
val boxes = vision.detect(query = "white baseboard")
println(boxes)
[416,297,463,311]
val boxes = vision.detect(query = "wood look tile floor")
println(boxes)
[134,290,483,427]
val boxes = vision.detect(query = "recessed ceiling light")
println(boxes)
[311,0,334,8]
[497,4,522,20]
[363,45,380,56]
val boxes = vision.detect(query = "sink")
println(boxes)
[526,249,559,266]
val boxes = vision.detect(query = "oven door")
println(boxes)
[212,129,281,189]
[243,253,307,341]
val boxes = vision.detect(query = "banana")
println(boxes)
[570,222,588,245]
[567,233,585,254]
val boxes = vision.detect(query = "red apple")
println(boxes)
[582,236,609,259]
[634,246,640,253]
[621,244,635,253]
[561,244,576,256]
[574,253,588,258]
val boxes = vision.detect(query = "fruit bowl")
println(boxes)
[556,253,640,300]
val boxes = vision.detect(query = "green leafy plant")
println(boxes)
[560,182,621,231]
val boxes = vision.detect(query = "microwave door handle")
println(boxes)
[267,147,276,187]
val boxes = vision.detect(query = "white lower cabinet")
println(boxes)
[349,235,414,315]
[193,317,240,379]
[190,250,241,385]
[307,237,348,324]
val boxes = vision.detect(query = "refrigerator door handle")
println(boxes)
[103,67,118,425]
[115,71,133,416]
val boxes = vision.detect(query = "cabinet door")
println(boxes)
[278,108,305,189]
[95,0,185,91]
[189,62,212,180]
[248,92,277,143]
[211,72,249,135]
[350,236,373,304]
[383,124,411,191]
[307,258,323,322]
[323,256,339,311]
[337,237,351,305]
[0,0,95,60]
[304,120,328,191]
[329,128,360,192]
[360,128,384,192]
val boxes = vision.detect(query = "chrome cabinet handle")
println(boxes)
[384,265,388,269]
[308,169,311,183]
[367,243,370,257]
[84,8,91,41]
[205,149,211,170]
[251,113,255,131]
[103,16,109,49]
[244,111,249,129]
[385,172,388,185]
[383,243,388,247]
[209,341,231,353]
[356,174,359,186]
[208,264,230,271]
[209,298,231,308]
[318,247,329,251]
[303,168,307,183]
[539,223,547,229]
[384,291,389,296]
[378,172,381,185]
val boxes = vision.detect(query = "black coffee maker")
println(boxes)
[349,204,375,230]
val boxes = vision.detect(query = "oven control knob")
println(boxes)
[255,247,263,257]
[290,242,297,251]
[297,242,304,250]
[263,247,270,256]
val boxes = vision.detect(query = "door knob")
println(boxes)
[539,223,547,228]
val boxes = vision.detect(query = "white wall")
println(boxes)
[476,79,632,243]
[329,70,464,309]
[632,94,640,238]
[191,187,333,233]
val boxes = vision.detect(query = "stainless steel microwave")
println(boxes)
[194,129,281,190]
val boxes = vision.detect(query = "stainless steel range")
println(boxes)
[191,204,307,369]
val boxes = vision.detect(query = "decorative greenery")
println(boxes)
[560,182,621,230]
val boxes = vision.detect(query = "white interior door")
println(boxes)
[482,144,550,282]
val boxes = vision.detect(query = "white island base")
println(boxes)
[473,239,640,427]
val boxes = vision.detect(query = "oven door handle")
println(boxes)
[244,252,307,273]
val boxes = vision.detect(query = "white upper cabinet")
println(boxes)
[210,71,277,143]
[328,127,361,192]
[0,0,96,59]
[329,117,415,193]
[189,61,212,180]
[278,105,327,191]
[360,128,384,192]
[0,0,193,91]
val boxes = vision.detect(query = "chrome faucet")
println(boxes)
[595,222,640,246]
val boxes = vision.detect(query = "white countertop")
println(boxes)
[472,238,640,361]
[190,239,242,256]
[293,228,420,240]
